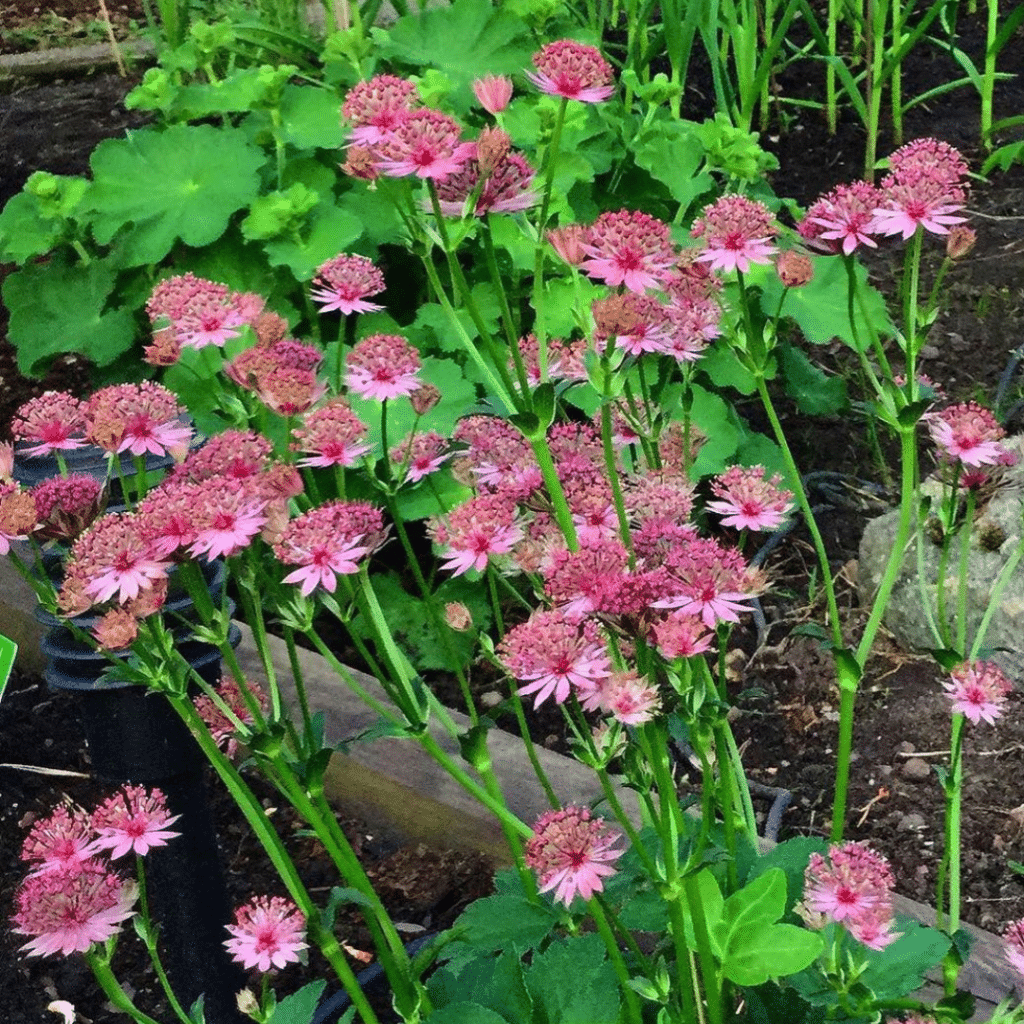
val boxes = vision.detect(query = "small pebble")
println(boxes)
[901,757,931,781]
[898,812,926,831]
[478,691,503,709]
[920,344,940,359]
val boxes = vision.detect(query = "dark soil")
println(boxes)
[2,5,1024,1022]
[1,0,147,56]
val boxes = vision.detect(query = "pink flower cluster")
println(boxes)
[707,464,794,532]
[927,401,1014,471]
[11,787,179,957]
[943,661,1012,724]
[224,895,307,973]
[800,841,900,950]
[193,673,271,758]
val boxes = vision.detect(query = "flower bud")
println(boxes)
[946,225,976,260]
[410,383,441,416]
[476,126,512,177]
[776,250,814,288]
[473,74,513,115]
[445,601,473,632]
[546,224,587,267]
[236,988,261,1018]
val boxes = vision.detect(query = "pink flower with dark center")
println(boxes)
[654,536,758,628]
[274,500,386,595]
[11,391,88,456]
[652,610,714,659]
[801,841,898,949]
[707,464,794,532]
[430,493,525,576]
[224,896,308,972]
[691,195,778,273]
[12,860,137,957]
[391,432,450,484]
[434,147,537,217]
[580,670,661,725]
[498,609,611,706]
[663,294,721,362]
[21,805,102,876]
[31,474,104,542]
[928,402,1009,467]
[85,381,192,458]
[581,209,677,293]
[148,275,262,351]
[593,293,674,356]
[345,334,422,401]
[188,482,268,560]
[92,786,181,859]
[943,661,1012,724]
[254,367,327,417]
[194,674,270,758]
[310,254,386,315]
[525,806,623,905]
[343,74,420,146]
[544,539,630,620]
[136,480,205,556]
[292,398,372,468]
[1003,918,1024,978]
[872,138,969,239]
[71,513,170,606]
[473,74,514,114]
[173,430,273,485]
[376,109,475,180]
[225,339,324,392]
[526,40,615,103]
[799,180,882,255]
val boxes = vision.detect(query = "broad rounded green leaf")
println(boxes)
[721,922,823,986]
[278,84,344,149]
[0,192,63,264]
[263,204,363,279]
[87,124,265,264]
[424,1004,509,1024]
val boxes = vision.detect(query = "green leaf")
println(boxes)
[450,893,559,956]
[525,934,620,1024]
[262,204,363,279]
[633,120,714,214]
[857,919,950,999]
[688,384,741,477]
[380,0,533,91]
[241,184,320,241]
[429,951,533,1023]
[278,84,345,149]
[0,191,65,264]
[3,258,136,375]
[700,339,760,395]
[267,981,327,1024]
[745,836,828,914]
[87,124,264,266]
[423,1004,509,1024]
[780,344,848,415]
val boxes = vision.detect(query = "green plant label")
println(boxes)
[0,632,17,705]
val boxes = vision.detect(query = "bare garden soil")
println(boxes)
[3,6,1024,1021]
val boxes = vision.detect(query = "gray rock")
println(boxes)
[858,436,1024,685]
[901,757,932,781]
[898,811,927,830]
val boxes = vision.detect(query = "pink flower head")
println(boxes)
[376,108,475,181]
[799,180,882,255]
[274,500,386,596]
[543,538,630,620]
[84,381,193,458]
[188,480,268,560]
[11,391,88,457]
[654,536,759,628]
[592,292,674,356]
[173,430,273,484]
[526,40,615,103]
[625,472,696,527]
[345,333,422,401]
[473,74,514,115]
[194,674,270,758]
[310,253,386,315]
[651,610,715,660]
[691,195,778,273]
[147,274,257,350]
[431,493,525,576]
[292,398,372,468]
[225,338,324,393]
[579,670,661,725]
[253,366,328,417]
[391,431,451,483]
[91,786,181,859]
[801,841,898,950]
[343,74,420,145]
[581,209,677,293]
[434,145,537,217]
[707,464,794,532]
[91,607,140,651]
[498,609,611,706]
[12,860,137,957]
[525,806,623,905]
[943,661,1012,724]
[872,138,969,239]
[21,805,102,876]
[0,483,37,555]
[547,224,588,267]
[31,474,104,542]
[224,895,308,972]
[1003,918,1024,978]
[70,512,170,606]
[928,401,1009,468]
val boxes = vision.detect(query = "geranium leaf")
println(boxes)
[263,204,363,279]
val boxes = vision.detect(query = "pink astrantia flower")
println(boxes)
[391,431,451,484]
[21,805,103,876]
[31,474,104,543]
[253,367,328,417]
[0,483,37,555]
[11,391,89,457]
[707,464,794,532]
[1003,918,1024,979]
[800,841,899,950]
[525,806,623,905]
[580,209,677,293]
[188,483,268,560]
[85,381,193,458]
[70,513,171,606]
[224,896,308,972]
[430,493,525,576]
[654,536,758,628]
[547,224,588,267]
[147,274,257,351]
[345,334,423,401]
[91,786,181,859]
[473,74,514,114]
[194,674,270,758]
[292,398,372,468]
[652,610,715,660]
[691,194,778,273]
[225,338,324,394]
[172,429,273,484]
[376,108,475,180]
[799,180,882,255]
[928,401,1010,468]
[343,74,420,146]
[872,137,969,239]
[579,670,661,725]
[943,661,1012,724]
[498,609,611,706]
[274,500,386,596]
[434,145,537,217]
[12,861,137,957]
[526,40,615,104]
[310,254,386,315]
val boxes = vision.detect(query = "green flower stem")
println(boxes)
[667,901,701,1024]
[237,556,284,722]
[683,872,724,1024]
[601,400,635,562]
[486,566,505,638]
[717,717,758,845]
[971,532,1024,660]
[4,545,57,605]
[588,896,644,1024]
[508,688,560,810]
[595,892,653,975]
[902,230,925,383]
[955,490,976,655]
[528,433,579,551]
[282,625,315,744]
[638,723,685,881]
[597,766,658,877]
[83,948,164,1024]
[981,0,998,144]
[482,215,528,394]
[937,714,965,943]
